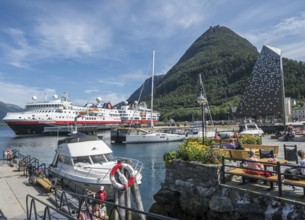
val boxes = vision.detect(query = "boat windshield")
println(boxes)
[247,125,257,130]
[91,153,116,164]
[73,156,91,165]
[104,153,116,162]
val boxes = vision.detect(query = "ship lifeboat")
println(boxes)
[88,108,99,113]
[78,111,87,116]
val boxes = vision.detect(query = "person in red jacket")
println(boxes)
[96,186,107,201]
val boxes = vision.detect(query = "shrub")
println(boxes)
[163,150,179,164]
[163,138,223,164]
[239,136,262,145]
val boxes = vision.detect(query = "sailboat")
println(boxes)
[124,50,186,144]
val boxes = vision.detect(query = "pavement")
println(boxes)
[262,134,305,159]
[0,160,52,219]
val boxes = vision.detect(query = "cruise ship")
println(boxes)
[118,101,160,124]
[2,94,121,135]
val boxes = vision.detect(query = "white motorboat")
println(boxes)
[239,123,264,137]
[125,129,186,143]
[48,132,143,198]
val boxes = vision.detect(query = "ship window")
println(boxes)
[91,155,107,164]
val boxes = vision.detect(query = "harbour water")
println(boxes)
[0,125,180,211]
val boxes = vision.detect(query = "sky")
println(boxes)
[0,0,305,107]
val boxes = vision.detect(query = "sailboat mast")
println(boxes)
[280,52,286,130]
[151,50,155,128]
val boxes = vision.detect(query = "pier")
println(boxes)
[0,160,51,219]
[0,151,177,219]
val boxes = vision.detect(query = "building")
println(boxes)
[292,104,305,121]
[237,45,286,123]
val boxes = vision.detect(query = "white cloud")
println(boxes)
[120,72,151,81]
[0,4,113,68]
[1,28,31,68]
[73,92,127,106]
[272,12,305,37]
[0,82,56,107]
[84,89,100,94]
[281,41,305,61]
[129,0,207,40]
[103,92,128,105]
[98,80,124,87]
[35,17,112,59]
[237,11,305,60]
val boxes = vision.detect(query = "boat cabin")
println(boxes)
[51,133,117,168]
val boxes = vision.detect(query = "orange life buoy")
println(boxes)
[5,150,12,159]
[110,162,136,190]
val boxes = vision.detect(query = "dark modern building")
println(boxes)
[237,45,286,123]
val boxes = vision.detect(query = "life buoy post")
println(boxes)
[4,149,13,159]
[110,162,136,190]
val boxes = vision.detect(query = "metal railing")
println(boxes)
[221,156,305,198]
[3,149,48,179]
[52,188,178,220]
[26,194,75,220]
[26,188,178,220]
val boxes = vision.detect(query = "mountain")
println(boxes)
[129,25,305,122]
[127,74,165,102]
[131,25,260,121]
[0,101,23,122]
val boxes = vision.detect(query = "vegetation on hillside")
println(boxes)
[130,26,305,122]
[138,26,259,121]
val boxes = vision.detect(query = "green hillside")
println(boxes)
[138,26,259,121]
[132,26,305,122]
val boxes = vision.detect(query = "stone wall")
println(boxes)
[149,160,305,220]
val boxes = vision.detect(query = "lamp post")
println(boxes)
[197,88,208,144]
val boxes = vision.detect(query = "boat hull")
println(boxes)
[6,122,52,135]
[4,120,120,135]
[125,134,185,143]
[48,171,116,200]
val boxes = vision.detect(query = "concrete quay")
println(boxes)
[0,161,52,219]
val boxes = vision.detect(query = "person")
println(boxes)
[235,141,245,150]
[78,207,92,220]
[93,204,102,220]
[285,125,295,141]
[100,203,109,220]
[214,132,221,141]
[100,203,107,213]
[225,139,236,149]
[297,150,305,175]
[245,150,263,171]
[96,186,107,202]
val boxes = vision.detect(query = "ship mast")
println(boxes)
[150,50,155,129]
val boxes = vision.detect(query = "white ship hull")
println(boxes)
[125,132,186,143]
